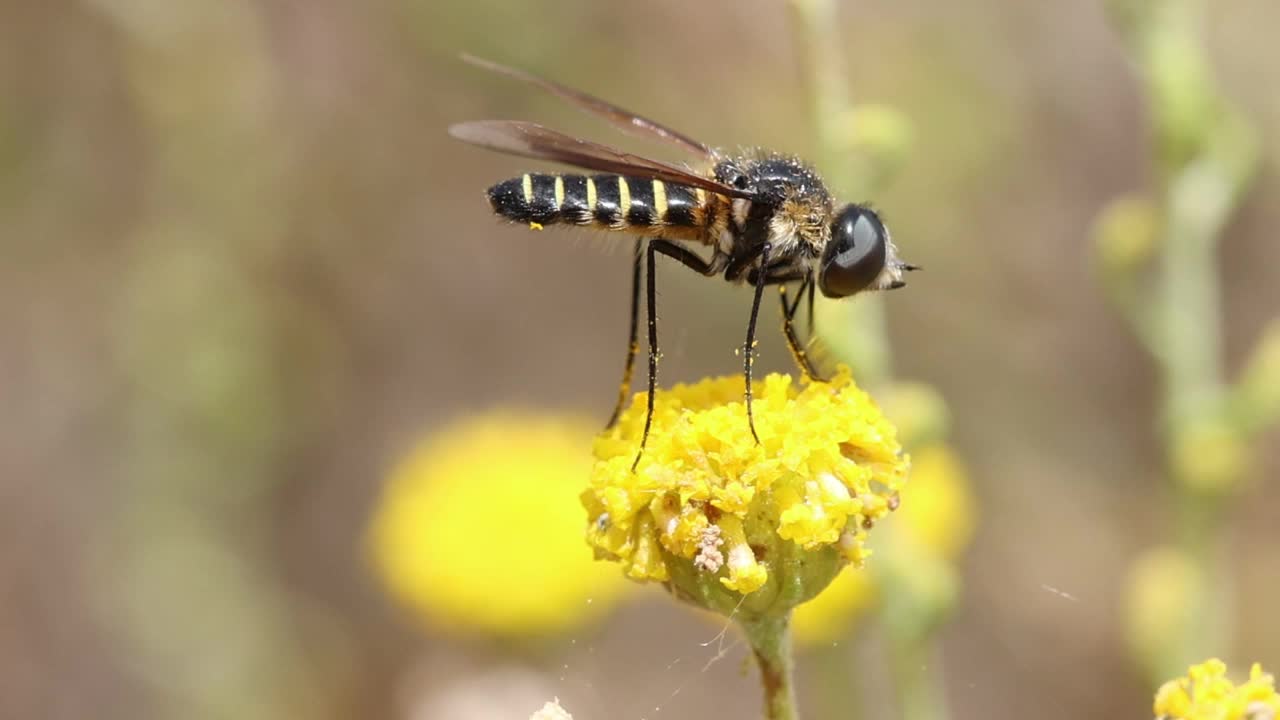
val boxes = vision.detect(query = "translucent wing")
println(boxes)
[449,120,754,200]
[462,54,716,158]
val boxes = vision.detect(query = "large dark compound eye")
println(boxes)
[819,205,888,298]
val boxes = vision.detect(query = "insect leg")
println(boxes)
[743,242,772,445]
[779,276,823,381]
[802,274,828,381]
[746,261,797,286]
[649,238,716,276]
[744,265,826,381]
[606,240,643,428]
[783,277,806,316]
[628,239,715,471]
[806,273,816,338]
[631,240,660,472]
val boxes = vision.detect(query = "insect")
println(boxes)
[450,56,916,470]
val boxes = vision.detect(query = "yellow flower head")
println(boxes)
[792,443,975,645]
[1154,659,1280,720]
[583,368,908,620]
[369,412,629,637]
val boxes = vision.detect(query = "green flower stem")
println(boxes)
[1104,0,1263,683]
[787,0,892,388]
[888,640,948,720]
[783,1,957,717]
[788,2,953,719]
[743,615,801,720]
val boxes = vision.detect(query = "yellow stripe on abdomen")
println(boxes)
[652,180,668,224]
[617,177,631,222]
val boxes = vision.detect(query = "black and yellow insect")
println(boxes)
[450,56,917,469]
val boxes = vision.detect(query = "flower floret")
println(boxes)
[1154,659,1280,720]
[583,368,908,614]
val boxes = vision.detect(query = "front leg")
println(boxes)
[746,266,827,382]
[779,275,826,382]
[742,242,772,445]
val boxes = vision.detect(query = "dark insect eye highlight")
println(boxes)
[818,206,888,298]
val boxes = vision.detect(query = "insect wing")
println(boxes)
[449,120,753,200]
[461,54,716,158]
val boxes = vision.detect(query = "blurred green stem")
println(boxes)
[788,0,891,387]
[93,3,331,717]
[743,615,801,720]
[789,3,951,720]
[1105,0,1262,683]
[888,639,947,720]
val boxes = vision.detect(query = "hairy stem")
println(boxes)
[743,615,801,720]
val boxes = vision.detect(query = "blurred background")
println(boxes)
[2,1,1278,719]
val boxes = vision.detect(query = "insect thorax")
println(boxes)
[713,152,833,262]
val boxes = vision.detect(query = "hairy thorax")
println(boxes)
[713,151,833,259]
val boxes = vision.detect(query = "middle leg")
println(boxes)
[630,239,717,471]
[606,239,643,429]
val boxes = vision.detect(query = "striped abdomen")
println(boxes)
[487,173,714,241]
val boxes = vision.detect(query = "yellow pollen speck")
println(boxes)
[554,175,565,207]
[652,180,668,223]
[618,177,631,219]
[521,173,534,204]
[529,222,544,230]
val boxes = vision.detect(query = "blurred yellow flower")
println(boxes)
[583,368,908,620]
[1093,194,1160,274]
[1124,545,1202,677]
[792,444,975,645]
[881,381,952,449]
[1172,417,1252,493]
[1154,659,1279,720]
[894,444,975,561]
[791,565,877,645]
[369,412,628,637]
